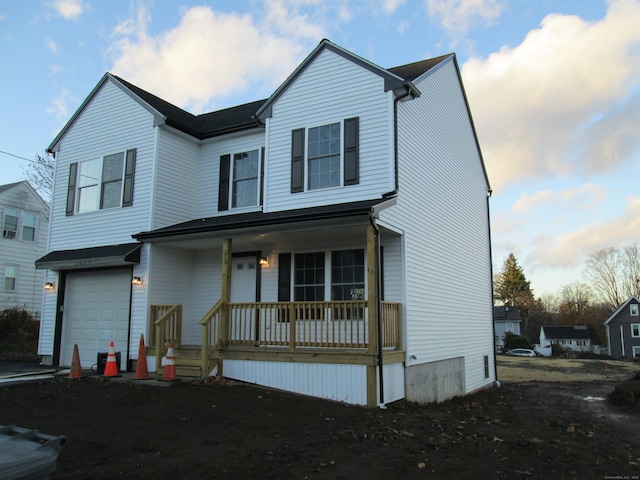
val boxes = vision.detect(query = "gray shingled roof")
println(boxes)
[542,326,591,340]
[388,54,452,81]
[494,306,522,321]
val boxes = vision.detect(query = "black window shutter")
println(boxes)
[291,129,304,193]
[122,149,136,207]
[260,147,265,206]
[278,253,291,301]
[66,162,78,216]
[344,117,359,185]
[218,154,231,211]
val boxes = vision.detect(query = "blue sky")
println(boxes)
[1,0,639,298]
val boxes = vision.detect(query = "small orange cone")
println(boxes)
[161,342,179,382]
[103,341,121,377]
[134,334,149,380]
[68,344,84,379]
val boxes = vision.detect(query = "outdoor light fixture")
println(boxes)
[44,282,55,291]
[259,257,269,267]
[131,276,142,285]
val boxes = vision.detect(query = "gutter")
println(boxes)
[486,189,499,384]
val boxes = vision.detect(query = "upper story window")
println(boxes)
[632,324,640,338]
[291,117,359,193]
[66,149,136,216]
[218,149,264,211]
[630,304,639,316]
[2,208,37,241]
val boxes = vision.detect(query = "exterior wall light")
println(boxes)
[131,276,142,285]
[259,257,269,267]
[44,282,56,291]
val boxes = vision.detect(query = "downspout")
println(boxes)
[384,84,414,198]
[369,210,384,407]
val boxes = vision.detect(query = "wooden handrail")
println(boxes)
[199,299,225,376]
[151,304,182,371]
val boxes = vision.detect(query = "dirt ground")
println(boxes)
[1,357,640,480]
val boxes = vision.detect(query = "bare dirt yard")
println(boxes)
[1,356,640,480]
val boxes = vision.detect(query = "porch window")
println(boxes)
[632,324,640,338]
[3,265,17,291]
[67,148,136,215]
[331,249,365,300]
[294,252,325,301]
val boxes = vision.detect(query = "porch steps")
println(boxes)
[149,345,204,378]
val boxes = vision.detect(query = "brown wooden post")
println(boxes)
[366,223,379,406]
[219,238,232,377]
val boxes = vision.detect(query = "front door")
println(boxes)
[230,256,258,343]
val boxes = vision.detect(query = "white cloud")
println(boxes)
[511,184,605,215]
[46,87,75,120]
[424,0,506,34]
[45,37,58,54]
[0,13,6,21]
[50,0,84,20]
[463,0,640,191]
[529,196,640,268]
[106,3,325,113]
[382,0,406,15]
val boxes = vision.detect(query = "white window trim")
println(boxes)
[630,304,639,316]
[633,346,640,359]
[75,151,127,214]
[229,149,261,210]
[631,324,640,338]
[2,208,38,242]
[304,120,344,192]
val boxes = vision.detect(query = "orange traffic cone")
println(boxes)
[68,344,84,379]
[103,341,121,377]
[161,342,179,382]
[134,334,149,380]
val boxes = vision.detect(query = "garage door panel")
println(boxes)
[61,269,132,368]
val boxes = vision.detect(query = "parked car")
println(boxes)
[506,348,536,357]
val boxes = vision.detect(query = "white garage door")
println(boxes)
[61,268,132,368]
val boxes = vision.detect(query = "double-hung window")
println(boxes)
[630,304,639,316]
[2,209,37,241]
[218,149,264,211]
[632,324,640,338]
[3,265,17,291]
[2,208,18,239]
[291,117,359,193]
[66,149,136,215]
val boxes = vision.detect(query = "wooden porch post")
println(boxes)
[366,222,379,407]
[219,238,232,377]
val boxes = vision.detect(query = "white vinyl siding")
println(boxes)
[48,80,155,251]
[0,182,49,316]
[379,58,494,394]
[264,48,394,212]
[198,130,264,217]
[152,128,199,230]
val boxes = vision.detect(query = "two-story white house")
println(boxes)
[37,39,494,406]
[1,181,49,318]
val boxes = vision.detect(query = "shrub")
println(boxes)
[0,307,40,359]
[503,331,534,351]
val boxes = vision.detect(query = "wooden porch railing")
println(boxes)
[150,304,182,371]
[199,300,401,350]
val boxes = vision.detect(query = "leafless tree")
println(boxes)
[584,243,640,310]
[23,153,54,203]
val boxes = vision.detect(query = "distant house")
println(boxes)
[37,39,495,406]
[539,325,591,353]
[605,296,640,360]
[494,306,522,349]
[0,181,49,318]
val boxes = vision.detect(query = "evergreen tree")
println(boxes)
[495,253,536,341]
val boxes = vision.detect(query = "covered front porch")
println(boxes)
[134,200,406,405]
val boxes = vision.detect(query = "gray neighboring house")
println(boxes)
[539,325,591,353]
[605,296,640,360]
[0,181,49,318]
[494,306,522,349]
